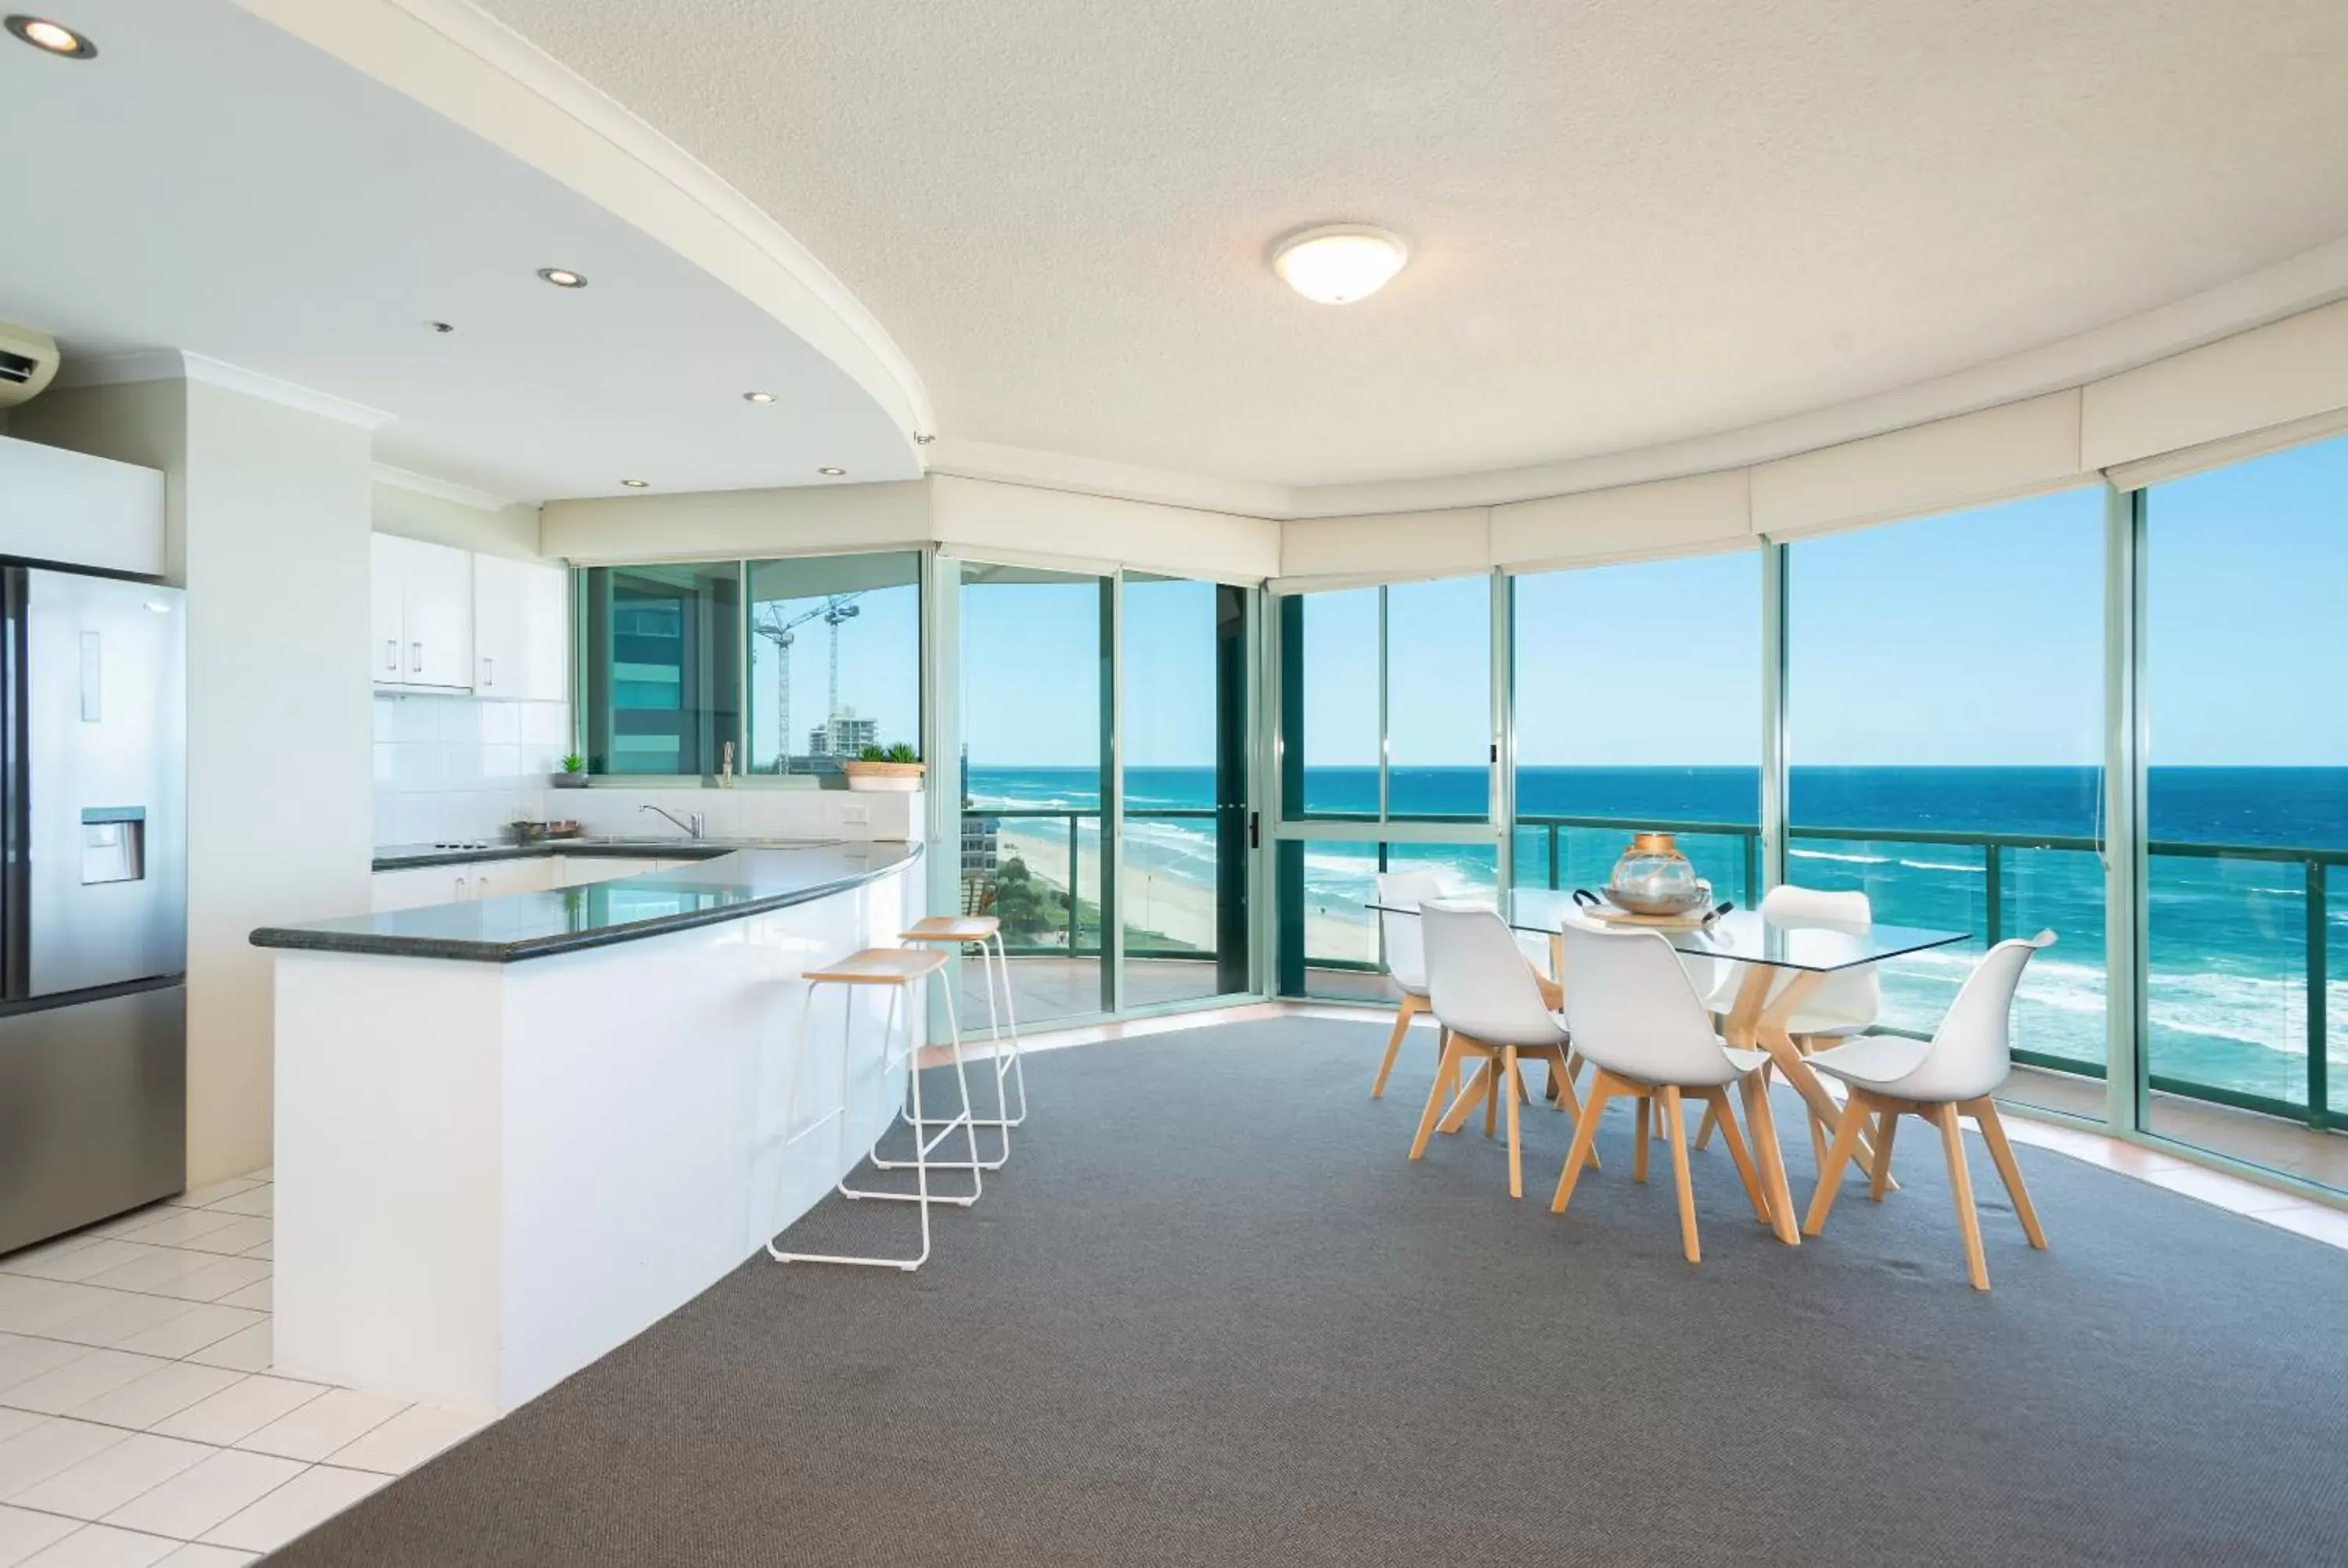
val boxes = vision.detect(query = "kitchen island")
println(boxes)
[252,840,926,1412]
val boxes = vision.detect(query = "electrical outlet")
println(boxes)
[840,802,870,825]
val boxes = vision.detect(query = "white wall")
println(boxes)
[13,378,376,1187]
[371,477,545,560]
[376,692,571,846]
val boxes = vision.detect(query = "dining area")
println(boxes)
[1369,832,2056,1289]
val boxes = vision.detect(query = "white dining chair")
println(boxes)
[1370,870,1447,1099]
[1407,900,1597,1199]
[1694,884,1880,1157]
[1802,932,2056,1290]
[1548,920,1795,1262]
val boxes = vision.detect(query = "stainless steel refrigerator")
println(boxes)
[0,565,187,1254]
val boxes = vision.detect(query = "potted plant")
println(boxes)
[841,741,926,793]
[553,753,589,789]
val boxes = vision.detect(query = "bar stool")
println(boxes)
[766,946,981,1272]
[897,914,1027,1167]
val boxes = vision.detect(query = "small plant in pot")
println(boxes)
[841,741,925,793]
[553,752,589,789]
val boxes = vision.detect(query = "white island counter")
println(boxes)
[251,840,927,1412]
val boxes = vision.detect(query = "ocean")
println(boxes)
[965,764,2348,1111]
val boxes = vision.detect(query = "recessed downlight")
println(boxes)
[743,391,776,405]
[817,467,846,477]
[425,320,454,334]
[537,268,588,290]
[620,478,650,489]
[5,14,95,56]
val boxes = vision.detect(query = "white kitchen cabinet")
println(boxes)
[556,855,653,888]
[473,554,569,702]
[371,864,477,912]
[463,857,559,901]
[373,534,474,691]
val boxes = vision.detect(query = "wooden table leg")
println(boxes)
[1732,966,1892,1190]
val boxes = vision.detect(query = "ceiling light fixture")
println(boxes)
[743,391,776,405]
[5,14,95,56]
[1270,224,1408,304]
[537,268,588,290]
[817,467,846,477]
[426,320,454,334]
[620,478,650,488]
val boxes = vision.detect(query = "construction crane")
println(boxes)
[751,592,863,773]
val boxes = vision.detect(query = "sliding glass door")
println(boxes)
[956,563,1258,1027]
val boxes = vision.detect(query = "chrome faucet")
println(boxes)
[639,803,706,840]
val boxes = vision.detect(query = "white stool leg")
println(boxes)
[851,980,980,1207]
[899,940,1010,1168]
[994,932,1028,1127]
[764,982,830,1262]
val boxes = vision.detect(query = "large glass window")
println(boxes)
[1295,587,1381,816]
[1511,551,1762,904]
[747,552,921,775]
[959,563,1111,1027]
[1787,491,2108,1113]
[582,563,740,776]
[2145,436,2348,1174]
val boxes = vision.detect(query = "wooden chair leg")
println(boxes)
[1803,1093,1873,1237]
[1437,1051,1493,1136]
[1483,1056,1500,1138]
[1504,1047,1525,1199]
[1692,1099,1720,1151]
[1633,1095,1652,1184]
[1867,1109,1900,1202]
[1661,1085,1700,1264]
[1707,1088,1772,1226]
[1741,1070,1800,1246]
[1550,1071,1615,1213]
[1932,1102,1992,1290]
[1547,1053,1601,1174]
[1966,1099,2049,1250]
[1410,1036,1469,1160]
[1370,993,1421,1099]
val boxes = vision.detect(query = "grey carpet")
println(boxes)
[271,1018,2348,1566]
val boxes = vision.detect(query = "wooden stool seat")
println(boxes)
[900,915,1002,944]
[804,948,948,986]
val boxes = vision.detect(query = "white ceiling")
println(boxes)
[470,0,2348,492]
[0,0,915,502]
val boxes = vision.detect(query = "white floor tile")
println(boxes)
[193,1192,268,1222]
[229,1246,265,1265]
[15,1523,178,1567]
[64,1365,243,1433]
[325,1404,489,1475]
[38,1297,198,1353]
[99,1216,242,1253]
[206,1283,265,1317]
[163,1182,257,1213]
[178,1329,268,1378]
[237,1173,268,1187]
[0,1505,78,1566]
[197,1466,387,1553]
[150,1225,267,1263]
[110,1307,264,1365]
[0,1238,98,1278]
[234,1390,405,1465]
[153,1546,256,1567]
[99,1450,302,1542]
[149,1379,322,1448]
[0,1287,118,1340]
[0,1354,175,1419]
[0,1420,130,1501]
[73,1254,265,1307]
[74,1216,169,1245]
[8,1433,215,1521]
[0,1247,165,1289]
[0,1340,94,1397]
[0,1415,43,1451]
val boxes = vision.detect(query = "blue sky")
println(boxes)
[826,432,2348,772]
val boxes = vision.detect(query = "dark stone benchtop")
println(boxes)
[254,842,924,964]
[370,839,754,872]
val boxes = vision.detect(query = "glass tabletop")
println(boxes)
[1367,889,1969,973]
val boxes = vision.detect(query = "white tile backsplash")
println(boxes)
[373,695,570,847]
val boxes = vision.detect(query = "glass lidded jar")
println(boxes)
[1606,832,1709,915]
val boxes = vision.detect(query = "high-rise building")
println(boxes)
[806,708,879,757]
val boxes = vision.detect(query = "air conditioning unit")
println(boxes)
[0,321,60,409]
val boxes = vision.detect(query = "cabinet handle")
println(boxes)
[383,638,397,673]
[411,641,423,674]
[482,656,494,688]
[454,875,467,900]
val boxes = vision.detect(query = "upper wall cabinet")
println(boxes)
[0,436,166,578]
[372,534,474,690]
[473,554,568,702]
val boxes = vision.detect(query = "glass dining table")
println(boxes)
[1367,889,1971,1241]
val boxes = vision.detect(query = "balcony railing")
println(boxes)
[961,807,1219,962]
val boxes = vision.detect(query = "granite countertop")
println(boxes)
[254,841,923,963]
[369,837,826,872]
